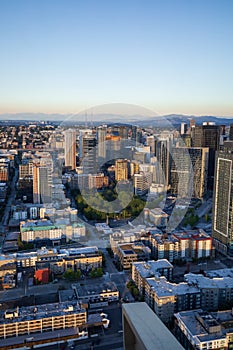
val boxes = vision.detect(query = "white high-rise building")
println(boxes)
[33,164,52,204]
[64,129,76,170]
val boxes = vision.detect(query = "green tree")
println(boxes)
[63,268,81,281]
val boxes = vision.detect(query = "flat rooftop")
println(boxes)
[185,273,233,289]
[123,303,184,350]
[133,259,173,278]
[146,277,200,298]
[175,310,227,344]
[74,282,118,298]
[0,301,85,324]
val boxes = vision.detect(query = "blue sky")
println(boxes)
[0,0,233,116]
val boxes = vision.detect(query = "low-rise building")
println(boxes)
[110,229,145,254]
[175,309,233,350]
[2,274,16,289]
[0,256,16,278]
[0,246,102,279]
[116,243,151,269]
[20,219,85,242]
[0,302,87,339]
[144,208,169,227]
[73,281,119,304]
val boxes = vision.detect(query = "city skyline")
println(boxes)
[0,0,233,116]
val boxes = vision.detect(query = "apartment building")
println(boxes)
[109,229,147,254]
[115,159,128,181]
[185,273,233,311]
[116,243,151,269]
[0,246,101,276]
[144,277,201,323]
[132,259,173,295]
[0,159,9,182]
[20,219,85,242]
[0,302,86,339]
[133,172,153,196]
[88,173,109,189]
[49,248,102,274]
[148,230,212,262]
[175,309,233,350]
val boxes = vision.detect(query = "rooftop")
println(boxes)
[0,301,85,325]
[146,277,200,298]
[133,259,173,279]
[185,273,233,289]
[175,310,228,344]
[74,281,118,299]
[123,303,184,350]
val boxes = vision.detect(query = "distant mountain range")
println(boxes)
[0,112,233,127]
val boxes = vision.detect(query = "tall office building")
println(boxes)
[64,129,76,170]
[33,163,52,204]
[212,147,233,256]
[191,123,220,189]
[18,158,34,202]
[155,138,171,186]
[79,129,93,158]
[171,147,209,199]
[131,126,137,142]
[146,135,155,154]
[82,134,97,174]
[115,159,128,181]
[97,126,107,159]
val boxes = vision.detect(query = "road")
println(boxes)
[35,332,124,350]
[0,166,19,249]
[0,280,68,302]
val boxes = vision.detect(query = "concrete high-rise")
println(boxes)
[122,303,184,350]
[180,122,187,135]
[64,129,76,170]
[97,126,107,159]
[33,163,52,204]
[171,147,209,199]
[212,147,233,256]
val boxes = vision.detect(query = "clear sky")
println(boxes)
[0,0,233,116]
